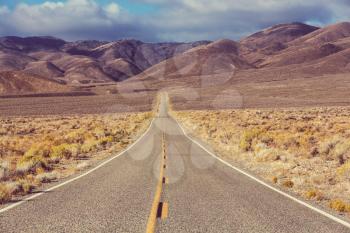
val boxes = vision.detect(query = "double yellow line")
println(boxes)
[146,133,168,233]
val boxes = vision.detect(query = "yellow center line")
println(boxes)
[146,133,166,233]
[161,202,169,220]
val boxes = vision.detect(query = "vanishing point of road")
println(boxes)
[1,94,350,233]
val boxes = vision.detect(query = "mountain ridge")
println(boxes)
[0,36,211,86]
[1,21,350,94]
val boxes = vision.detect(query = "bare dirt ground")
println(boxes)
[167,73,350,110]
[0,90,155,116]
[0,112,153,204]
[172,107,350,217]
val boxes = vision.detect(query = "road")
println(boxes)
[1,94,350,232]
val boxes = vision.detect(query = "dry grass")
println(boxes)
[329,199,350,213]
[173,107,350,216]
[0,112,152,204]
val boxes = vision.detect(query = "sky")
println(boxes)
[0,0,349,42]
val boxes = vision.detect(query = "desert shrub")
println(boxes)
[253,142,268,153]
[16,153,48,175]
[24,141,52,159]
[309,147,319,157]
[112,129,127,141]
[5,181,22,195]
[93,128,106,139]
[82,131,94,141]
[36,167,45,175]
[0,161,10,181]
[17,179,34,194]
[255,148,281,162]
[282,137,299,150]
[50,143,80,160]
[99,136,114,146]
[298,134,313,149]
[240,129,261,151]
[329,199,350,212]
[35,172,58,183]
[260,134,274,145]
[282,180,294,188]
[305,189,324,201]
[76,162,90,170]
[119,139,130,146]
[0,184,11,203]
[333,141,350,164]
[81,139,99,153]
[319,136,342,156]
[271,176,278,184]
[337,161,350,179]
[64,130,85,144]
[310,174,327,185]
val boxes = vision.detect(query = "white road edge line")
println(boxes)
[172,116,350,229]
[0,118,156,214]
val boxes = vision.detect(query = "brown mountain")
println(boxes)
[135,39,252,81]
[239,23,319,65]
[259,43,343,67]
[132,23,321,82]
[0,52,35,71]
[291,22,350,45]
[0,36,210,85]
[240,22,319,50]
[119,21,350,107]
[258,22,350,68]
[24,61,64,79]
[0,71,68,94]
[1,22,350,101]
[89,39,211,81]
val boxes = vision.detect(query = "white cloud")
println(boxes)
[105,3,120,15]
[0,5,10,35]
[41,1,65,9]
[11,1,105,34]
[0,0,350,41]
[139,0,350,41]
[0,5,9,14]
[0,0,143,40]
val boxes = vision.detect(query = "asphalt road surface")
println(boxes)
[1,94,350,233]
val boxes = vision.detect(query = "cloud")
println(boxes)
[140,0,336,41]
[0,0,156,41]
[105,2,120,16]
[0,0,350,42]
[0,5,9,14]
[131,0,350,41]
[0,5,11,35]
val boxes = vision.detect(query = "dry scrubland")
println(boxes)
[0,112,152,204]
[173,107,350,216]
